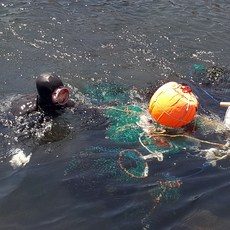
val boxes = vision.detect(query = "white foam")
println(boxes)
[9,148,31,169]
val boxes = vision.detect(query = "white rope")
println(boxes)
[139,132,164,161]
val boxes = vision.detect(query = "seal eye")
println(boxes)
[52,87,70,105]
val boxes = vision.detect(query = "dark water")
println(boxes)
[0,1,230,229]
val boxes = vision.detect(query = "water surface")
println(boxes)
[0,1,230,229]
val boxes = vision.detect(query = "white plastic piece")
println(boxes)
[224,107,230,129]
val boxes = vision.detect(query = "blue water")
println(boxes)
[0,1,230,229]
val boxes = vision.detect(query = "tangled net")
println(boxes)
[193,64,230,87]
[103,105,230,178]
[83,81,230,179]
[117,149,149,179]
[105,105,143,143]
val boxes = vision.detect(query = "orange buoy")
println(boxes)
[148,82,198,128]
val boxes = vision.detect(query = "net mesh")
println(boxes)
[105,106,143,143]
[64,146,147,184]
[118,149,149,178]
[84,82,130,105]
[191,64,230,95]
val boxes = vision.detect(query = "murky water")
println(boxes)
[0,1,230,229]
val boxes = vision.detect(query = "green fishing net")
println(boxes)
[150,181,181,203]
[105,105,143,143]
[118,149,149,178]
[192,64,230,89]
[82,81,201,180]
[84,82,145,143]
[66,80,230,229]
[141,173,182,230]
[194,64,206,72]
[140,133,196,157]
[150,172,182,203]
[64,146,146,184]
[84,81,197,151]
[84,82,130,105]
